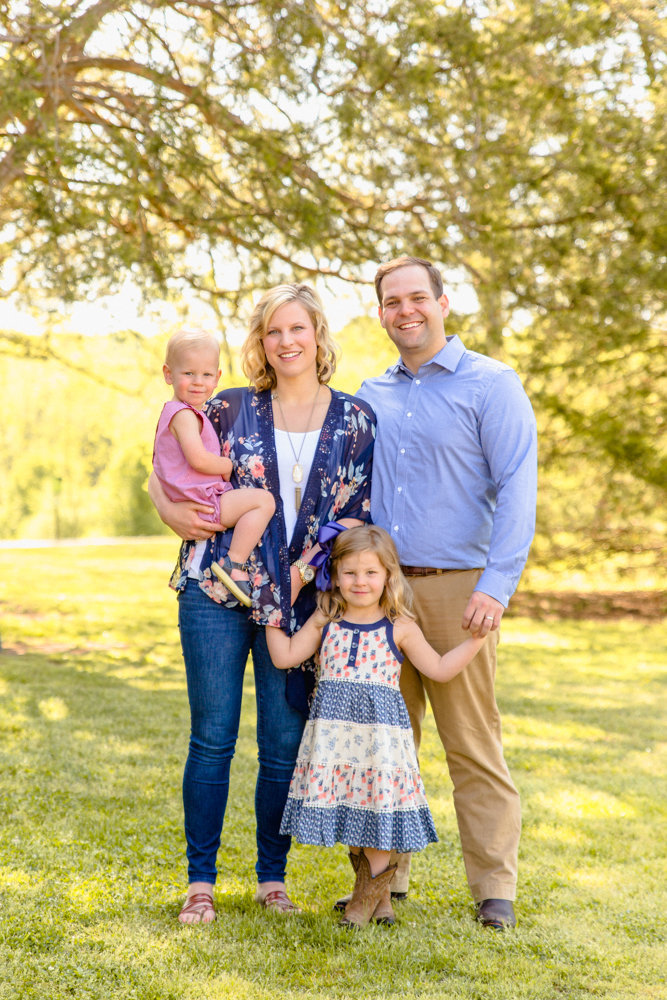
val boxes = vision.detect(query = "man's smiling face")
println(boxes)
[378,264,449,372]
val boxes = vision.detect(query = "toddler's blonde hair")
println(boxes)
[165,328,222,368]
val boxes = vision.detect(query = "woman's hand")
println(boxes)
[148,472,225,541]
[164,500,226,541]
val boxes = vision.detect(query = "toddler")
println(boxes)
[153,329,275,606]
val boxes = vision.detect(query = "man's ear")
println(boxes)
[439,293,450,319]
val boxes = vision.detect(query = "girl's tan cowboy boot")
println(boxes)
[339,849,397,929]
[333,848,361,912]
[334,848,395,922]
[371,876,396,926]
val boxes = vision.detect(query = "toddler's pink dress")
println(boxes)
[153,401,232,523]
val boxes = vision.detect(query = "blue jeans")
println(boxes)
[178,581,306,885]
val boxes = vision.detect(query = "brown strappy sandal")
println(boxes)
[178,891,216,924]
[256,888,301,913]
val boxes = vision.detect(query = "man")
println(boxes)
[356,255,537,930]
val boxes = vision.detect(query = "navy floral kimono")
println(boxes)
[169,386,376,712]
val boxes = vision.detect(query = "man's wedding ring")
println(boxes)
[484,615,494,620]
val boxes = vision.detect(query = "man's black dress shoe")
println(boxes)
[475,898,516,930]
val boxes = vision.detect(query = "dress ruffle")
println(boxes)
[281,799,437,851]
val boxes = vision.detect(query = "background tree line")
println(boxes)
[0,316,662,585]
[1,1,664,579]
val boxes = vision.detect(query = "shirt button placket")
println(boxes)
[391,378,420,542]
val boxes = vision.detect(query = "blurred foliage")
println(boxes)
[1,323,664,584]
[0,332,169,539]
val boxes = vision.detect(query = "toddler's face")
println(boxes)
[163,346,221,410]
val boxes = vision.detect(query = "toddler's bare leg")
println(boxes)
[219,489,276,578]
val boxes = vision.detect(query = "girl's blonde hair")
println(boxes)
[165,328,221,368]
[241,283,338,392]
[317,525,415,623]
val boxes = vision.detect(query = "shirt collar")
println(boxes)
[391,335,465,378]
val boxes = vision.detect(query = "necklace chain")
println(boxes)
[273,386,321,512]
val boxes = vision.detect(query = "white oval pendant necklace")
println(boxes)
[273,386,321,512]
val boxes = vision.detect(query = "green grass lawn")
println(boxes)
[0,540,665,1000]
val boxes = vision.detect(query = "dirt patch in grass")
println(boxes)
[507,590,665,622]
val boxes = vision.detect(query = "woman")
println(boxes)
[149,284,375,923]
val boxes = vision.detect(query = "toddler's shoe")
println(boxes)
[211,556,252,607]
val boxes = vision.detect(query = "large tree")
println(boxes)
[0,2,368,310]
[1,2,663,313]
[1,0,664,560]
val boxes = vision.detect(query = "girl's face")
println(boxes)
[163,346,221,410]
[335,550,387,615]
[261,302,318,383]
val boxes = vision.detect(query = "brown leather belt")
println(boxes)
[400,565,450,577]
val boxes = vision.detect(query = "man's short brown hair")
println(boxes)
[374,255,444,304]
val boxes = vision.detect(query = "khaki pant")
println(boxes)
[400,568,521,902]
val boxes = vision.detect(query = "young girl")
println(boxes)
[265,524,487,928]
[153,328,275,606]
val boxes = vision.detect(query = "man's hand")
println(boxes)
[462,591,505,637]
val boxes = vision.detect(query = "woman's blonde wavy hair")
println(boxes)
[241,283,338,392]
[317,525,415,624]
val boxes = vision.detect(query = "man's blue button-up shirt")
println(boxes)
[357,335,537,607]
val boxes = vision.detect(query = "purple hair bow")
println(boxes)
[308,521,348,590]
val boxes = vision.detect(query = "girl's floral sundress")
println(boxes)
[280,617,438,852]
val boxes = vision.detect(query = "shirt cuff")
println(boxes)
[474,568,515,608]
